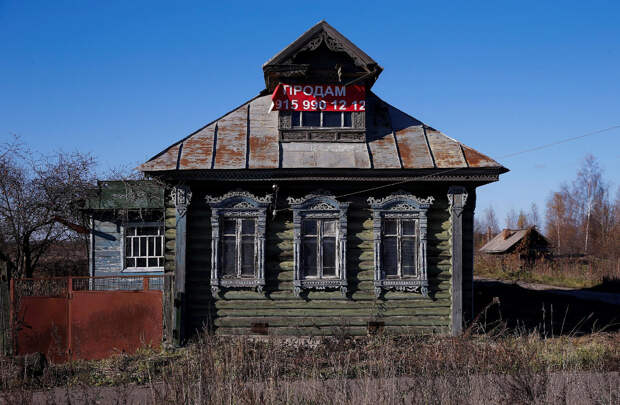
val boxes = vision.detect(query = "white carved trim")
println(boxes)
[368,191,433,298]
[171,184,192,217]
[206,191,271,295]
[289,192,349,297]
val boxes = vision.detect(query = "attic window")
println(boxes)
[292,111,352,128]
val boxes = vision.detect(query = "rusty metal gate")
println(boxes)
[11,275,165,362]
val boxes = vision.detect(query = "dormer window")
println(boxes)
[292,111,352,128]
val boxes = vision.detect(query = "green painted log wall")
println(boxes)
[164,183,475,338]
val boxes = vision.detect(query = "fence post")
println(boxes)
[143,277,150,291]
[67,276,72,361]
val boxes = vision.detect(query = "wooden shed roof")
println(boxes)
[479,228,550,254]
[139,93,506,173]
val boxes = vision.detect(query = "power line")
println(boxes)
[273,123,620,213]
[498,125,620,159]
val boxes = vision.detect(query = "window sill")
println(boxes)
[374,279,429,298]
[122,267,164,273]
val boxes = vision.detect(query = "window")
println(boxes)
[368,193,434,297]
[220,218,257,278]
[292,111,352,128]
[381,218,417,278]
[206,191,272,294]
[288,193,349,297]
[301,219,337,278]
[123,224,164,271]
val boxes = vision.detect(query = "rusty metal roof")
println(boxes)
[139,93,506,173]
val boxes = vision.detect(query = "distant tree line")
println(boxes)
[476,154,620,260]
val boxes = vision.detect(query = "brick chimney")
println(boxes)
[502,229,511,240]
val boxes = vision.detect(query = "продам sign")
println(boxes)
[271,84,365,112]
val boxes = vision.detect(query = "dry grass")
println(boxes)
[1,331,619,404]
[475,254,620,290]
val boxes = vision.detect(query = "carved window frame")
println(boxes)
[288,193,349,297]
[206,191,272,294]
[368,193,434,298]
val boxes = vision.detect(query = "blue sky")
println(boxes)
[1,1,619,226]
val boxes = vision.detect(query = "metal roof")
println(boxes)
[139,93,507,173]
[479,228,550,254]
[83,180,164,210]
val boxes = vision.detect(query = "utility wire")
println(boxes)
[272,124,620,213]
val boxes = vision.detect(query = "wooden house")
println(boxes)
[480,227,550,265]
[82,180,165,279]
[138,21,508,343]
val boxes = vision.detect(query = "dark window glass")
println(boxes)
[158,258,164,267]
[222,219,236,235]
[133,238,139,257]
[137,258,147,267]
[323,220,337,236]
[240,236,255,276]
[125,258,135,268]
[402,220,416,236]
[292,111,301,127]
[155,237,162,256]
[301,237,317,277]
[137,226,157,236]
[125,239,131,257]
[303,111,320,127]
[382,237,398,276]
[221,236,236,276]
[322,111,341,127]
[241,219,255,235]
[140,238,147,256]
[343,112,352,127]
[302,220,317,236]
[148,237,155,256]
[322,237,336,276]
[401,237,417,276]
[148,258,158,267]
[383,219,397,235]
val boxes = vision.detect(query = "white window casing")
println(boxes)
[122,222,165,272]
[288,192,349,297]
[368,192,434,298]
[206,191,272,295]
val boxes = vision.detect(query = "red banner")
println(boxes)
[271,84,365,112]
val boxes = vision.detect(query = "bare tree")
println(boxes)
[505,208,518,229]
[0,137,96,278]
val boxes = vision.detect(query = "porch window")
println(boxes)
[123,224,164,271]
[288,192,349,297]
[368,193,434,297]
[206,191,272,294]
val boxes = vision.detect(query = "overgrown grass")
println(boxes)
[475,254,620,290]
[1,331,619,404]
